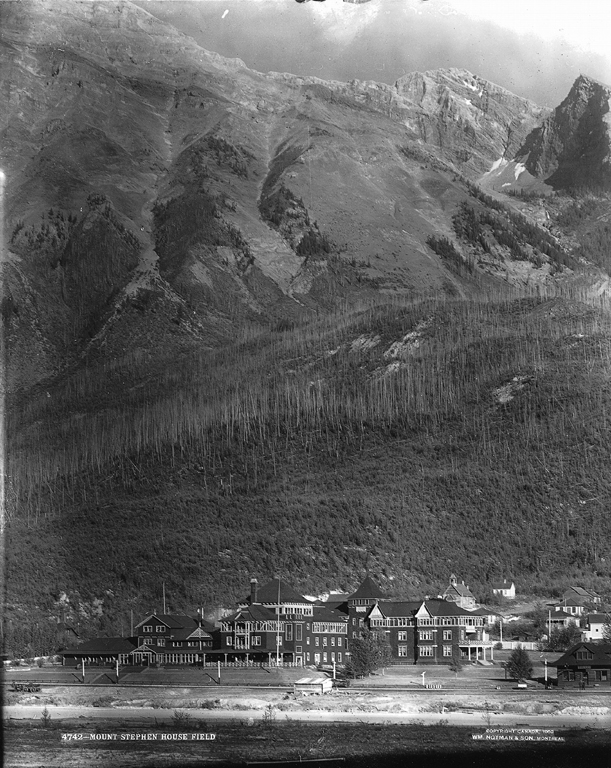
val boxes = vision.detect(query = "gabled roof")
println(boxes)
[323,600,349,612]
[223,604,279,624]
[251,579,312,605]
[563,587,599,599]
[444,583,474,597]
[425,599,480,617]
[469,607,501,617]
[135,614,193,630]
[63,637,136,655]
[586,613,609,623]
[561,597,588,606]
[375,601,420,618]
[491,580,514,589]
[551,610,577,619]
[311,606,349,622]
[347,576,387,601]
[550,642,611,667]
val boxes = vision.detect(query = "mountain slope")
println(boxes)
[3,0,600,392]
[3,1,611,655]
[5,295,611,654]
[517,74,611,192]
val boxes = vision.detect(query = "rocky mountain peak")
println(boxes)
[393,68,549,174]
[516,73,611,191]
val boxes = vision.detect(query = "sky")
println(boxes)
[134,0,611,107]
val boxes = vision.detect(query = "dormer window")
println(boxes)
[143,626,152,633]
[156,626,166,633]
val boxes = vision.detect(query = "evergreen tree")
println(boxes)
[344,631,392,678]
[505,645,533,681]
[602,615,611,643]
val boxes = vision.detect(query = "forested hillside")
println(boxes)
[5,293,611,656]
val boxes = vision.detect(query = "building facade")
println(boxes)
[553,642,611,688]
[131,613,216,665]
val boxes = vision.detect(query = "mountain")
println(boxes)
[3,0,607,393]
[517,75,611,192]
[3,1,611,654]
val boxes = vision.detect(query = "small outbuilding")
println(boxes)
[294,676,333,695]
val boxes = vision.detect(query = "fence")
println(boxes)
[498,641,539,651]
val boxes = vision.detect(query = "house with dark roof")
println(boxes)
[367,597,494,664]
[219,578,348,667]
[581,613,610,642]
[554,596,589,617]
[130,613,217,666]
[441,574,477,610]
[62,637,137,667]
[551,642,611,688]
[562,587,601,605]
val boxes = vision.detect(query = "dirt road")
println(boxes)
[4,703,611,729]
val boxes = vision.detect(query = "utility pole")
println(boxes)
[163,582,166,615]
[548,610,551,642]
[276,578,281,667]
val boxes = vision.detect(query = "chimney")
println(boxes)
[250,578,259,604]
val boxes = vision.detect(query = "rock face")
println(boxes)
[0,1,608,390]
[517,75,611,191]
[394,68,549,174]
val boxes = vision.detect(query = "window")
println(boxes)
[419,646,434,657]
[352,618,356,626]
[156,626,166,633]
[158,639,165,646]
[398,645,408,657]
[306,624,310,631]
[337,638,342,647]
[576,650,594,660]
[443,645,452,657]
[143,626,152,633]
[226,637,233,646]
[323,637,328,647]
[277,636,282,646]
[307,637,310,645]
[252,636,261,646]
[306,653,310,662]
[296,646,302,653]
[443,630,452,641]
[331,652,335,662]
[593,670,608,681]
[315,637,320,647]
[296,625,302,641]
[398,631,408,641]
[337,653,342,662]
[323,653,327,663]
[331,637,335,646]
[286,625,293,641]
[315,653,320,664]
[173,641,181,647]
[419,630,433,641]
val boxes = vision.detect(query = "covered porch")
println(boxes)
[459,641,496,662]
